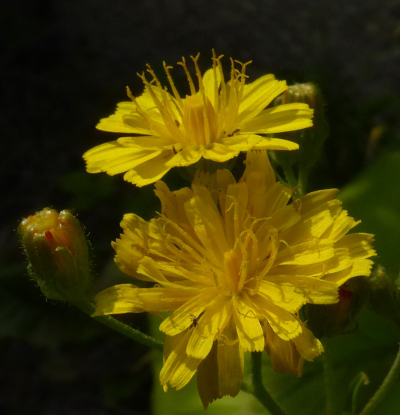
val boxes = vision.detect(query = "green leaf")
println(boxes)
[261,308,400,415]
[339,150,400,273]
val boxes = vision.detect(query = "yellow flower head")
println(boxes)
[93,151,375,406]
[83,52,313,187]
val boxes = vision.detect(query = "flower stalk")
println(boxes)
[359,343,400,415]
[251,352,286,415]
[76,301,163,350]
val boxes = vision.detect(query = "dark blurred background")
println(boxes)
[2,1,400,414]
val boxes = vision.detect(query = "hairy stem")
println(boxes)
[76,301,163,350]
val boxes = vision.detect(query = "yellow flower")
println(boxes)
[93,151,375,406]
[83,52,313,187]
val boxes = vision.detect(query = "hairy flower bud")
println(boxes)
[367,266,400,326]
[18,208,93,303]
[271,82,328,195]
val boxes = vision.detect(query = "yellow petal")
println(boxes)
[263,323,303,376]
[186,299,232,359]
[242,149,276,187]
[137,256,203,288]
[257,280,305,313]
[323,258,374,285]
[221,182,249,247]
[201,142,240,162]
[112,213,153,279]
[93,284,195,316]
[232,295,264,351]
[160,332,201,390]
[221,134,299,151]
[239,75,287,121]
[270,205,301,232]
[197,340,244,408]
[253,294,302,340]
[83,138,163,175]
[242,103,313,134]
[197,343,219,408]
[336,233,376,260]
[324,209,360,240]
[298,189,339,213]
[165,146,203,167]
[266,274,339,305]
[216,340,244,399]
[202,67,222,106]
[159,290,217,336]
[96,101,152,134]
[184,187,229,261]
[122,150,175,186]
[276,240,335,266]
[154,181,192,223]
[293,324,324,361]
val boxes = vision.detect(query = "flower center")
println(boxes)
[220,221,279,295]
[131,52,252,146]
[182,94,218,145]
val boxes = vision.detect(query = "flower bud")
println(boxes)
[304,277,368,337]
[270,83,328,195]
[367,266,400,326]
[18,208,93,303]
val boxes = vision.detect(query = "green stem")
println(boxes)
[297,166,309,197]
[322,342,335,415]
[351,372,369,415]
[76,301,163,351]
[251,352,286,415]
[359,344,400,415]
[283,165,297,189]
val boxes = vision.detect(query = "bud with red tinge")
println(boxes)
[18,208,93,303]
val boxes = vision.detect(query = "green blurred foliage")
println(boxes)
[340,150,400,274]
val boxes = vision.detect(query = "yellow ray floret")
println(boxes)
[83,52,313,186]
[93,151,375,406]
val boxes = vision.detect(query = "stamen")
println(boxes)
[255,228,279,285]
[138,68,183,141]
[215,54,226,104]
[190,53,213,144]
[190,53,203,93]
[235,59,252,98]
[211,49,219,107]
[126,85,153,127]
[162,61,182,103]
[126,85,135,101]
[177,56,196,95]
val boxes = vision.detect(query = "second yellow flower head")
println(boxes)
[83,52,313,186]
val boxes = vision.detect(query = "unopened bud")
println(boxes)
[305,278,367,337]
[271,83,328,195]
[18,208,93,303]
[367,266,400,326]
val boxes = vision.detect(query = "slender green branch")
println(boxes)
[251,352,286,415]
[359,343,400,415]
[351,372,369,415]
[76,301,163,350]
